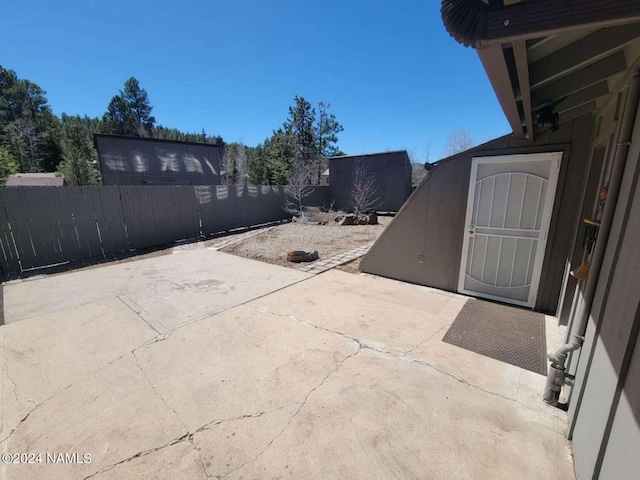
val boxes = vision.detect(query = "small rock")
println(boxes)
[287,250,319,263]
[338,214,357,226]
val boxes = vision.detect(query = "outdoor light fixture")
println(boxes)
[535,104,559,132]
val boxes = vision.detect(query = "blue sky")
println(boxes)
[2,0,510,161]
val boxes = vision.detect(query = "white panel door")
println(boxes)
[458,153,562,308]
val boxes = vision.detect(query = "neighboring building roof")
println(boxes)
[5,173,64,187]
[321,169,330,176]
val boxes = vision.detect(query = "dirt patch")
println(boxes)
[221,216,391,268]
[335,257,362,274]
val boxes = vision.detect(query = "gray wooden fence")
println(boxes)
[0,185,331,276]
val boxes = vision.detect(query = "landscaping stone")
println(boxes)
[287,250,320,263]
[336,214,357,226]
[336,213,378,226]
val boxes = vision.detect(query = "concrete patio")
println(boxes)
[1,249,574,479]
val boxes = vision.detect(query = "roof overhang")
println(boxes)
[442,0,640,139]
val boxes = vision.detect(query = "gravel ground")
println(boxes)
[336,257,362,274]
[221,216,391,268]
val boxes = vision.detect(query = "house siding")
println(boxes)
[567,84,640,480]
[360,115,594,314]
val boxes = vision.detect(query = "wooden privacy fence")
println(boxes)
[0,185,331,276]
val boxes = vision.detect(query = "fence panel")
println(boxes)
[2,188,62,270]
[0,184,322,276]
[67,188,103,260]
[0,190,21,274]
[93,187,128,255]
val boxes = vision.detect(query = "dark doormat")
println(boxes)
[442,299,547,375]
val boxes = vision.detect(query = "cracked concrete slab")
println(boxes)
[132,304,357,432]
[2,355,187,480]
[1,252,574,479]
[224,349,574,480]
[250,270,564,420]
[3,249,310,329]
[191,405,299,479]
[88,441,207,480]
[253,270,462,353]
[1,297,158,441]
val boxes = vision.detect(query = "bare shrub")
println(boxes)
[284,160,315,223]
[350,158,380,216]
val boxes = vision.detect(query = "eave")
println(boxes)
[442,0,640,139]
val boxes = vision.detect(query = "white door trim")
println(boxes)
[457,152,562,308]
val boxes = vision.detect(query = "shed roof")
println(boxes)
[5,173,64,187]
[329,150,410,160]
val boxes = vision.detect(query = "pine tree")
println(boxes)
[0,145,18,183]
[57,114,100,185]
[102,77,155,137]
[103,95,137,136]
[314,101,343,182]
[264,129,296,185]
[284,96,316,164]
[0,66,63,172]
[120,77,156,136]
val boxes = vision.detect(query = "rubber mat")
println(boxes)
[442,299,547,375]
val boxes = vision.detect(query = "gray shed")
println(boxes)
[328,150,412,212]
[94,134,223,186]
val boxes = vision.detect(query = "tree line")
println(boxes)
[0,65,344,186]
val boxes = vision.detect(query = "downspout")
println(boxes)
[544,73,640,406]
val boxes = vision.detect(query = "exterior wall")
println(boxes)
[329,151,412,212]
[95,135,223,186]
[566,84,640,480]
[360,115,594,314]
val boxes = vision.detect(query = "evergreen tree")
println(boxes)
[314,101,343,182]
[248,96,345,185]
[102,77,155,137]
[153,125,223,145]
[103,95,137,136]
[56,114,101,185]
[0,65,63,172]
[264,129,297,185]
[120,77,155,136]
[315,102,343,157]
[0,145,18,183]
[283,96,316,164]
[247,143,267,185]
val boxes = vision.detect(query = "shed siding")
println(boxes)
[328,151,412,212]
[361,116,594,314]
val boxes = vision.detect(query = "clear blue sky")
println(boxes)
[2,0,511,161]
